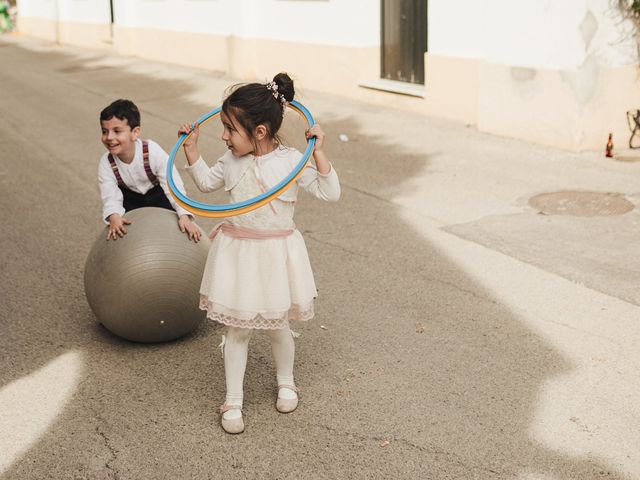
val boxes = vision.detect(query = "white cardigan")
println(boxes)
[185,146,341,203]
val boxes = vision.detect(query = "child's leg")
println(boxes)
[265,327,297,400]
[222,326,253,419]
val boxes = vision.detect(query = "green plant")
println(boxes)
[618,0,640,22]
[616,0,640,59]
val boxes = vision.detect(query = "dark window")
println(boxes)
[381,0,428,85]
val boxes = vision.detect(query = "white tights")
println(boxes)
[221,326,296,418]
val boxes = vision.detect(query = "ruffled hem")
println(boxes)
[199,295,315,330]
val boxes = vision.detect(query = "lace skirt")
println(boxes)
[199,229,317,330]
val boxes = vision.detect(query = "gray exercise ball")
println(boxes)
[84,207,210,343]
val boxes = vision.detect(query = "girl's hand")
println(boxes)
[178,215,201,243]
[178,123,199,149]
[106,214,131,241]
[306,123,331,175]
[305,124,325,152]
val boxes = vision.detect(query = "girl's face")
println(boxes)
[221,111,255,157]
[100,117,140,160]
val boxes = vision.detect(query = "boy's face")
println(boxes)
[100,117,140,158]
[221,111,254,157]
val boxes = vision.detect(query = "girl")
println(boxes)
[178,73,340,434]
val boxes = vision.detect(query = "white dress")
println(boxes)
[189,146,340,330]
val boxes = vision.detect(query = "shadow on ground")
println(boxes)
[0,40,624,479]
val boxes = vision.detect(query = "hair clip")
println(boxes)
[266,81,288,116]
[266,81,279,99]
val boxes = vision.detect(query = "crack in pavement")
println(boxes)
[305,230,500,309]
[304,233,369,259]
[95,423,120,480]
[307,421,503,477]
[80,386,121,480]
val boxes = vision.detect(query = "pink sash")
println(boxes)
[209,222,294,240]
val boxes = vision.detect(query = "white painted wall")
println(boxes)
[16,0,56,19]
[17,0,110,23]
[112,0,379,47]
[18,0,638,68]
[427,0,484,60]
[57,0,111,24]
[112,0,230,34]
[428,0,637,69]
[238,0,379,47]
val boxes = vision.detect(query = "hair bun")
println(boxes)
[273,73,295,102]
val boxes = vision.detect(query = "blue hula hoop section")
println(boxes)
[166,100,316,214]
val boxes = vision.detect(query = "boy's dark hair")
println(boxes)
[222,73,295,144]
[100,99,141,129]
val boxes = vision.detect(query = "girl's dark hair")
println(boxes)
[222,73,295,143]
[100,99,141,129]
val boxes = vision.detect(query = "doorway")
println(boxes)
[381,0,428,85]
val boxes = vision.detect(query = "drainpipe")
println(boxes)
[54,0,60,44]
[109,0,114,42]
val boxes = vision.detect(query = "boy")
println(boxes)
[98,99,200,242]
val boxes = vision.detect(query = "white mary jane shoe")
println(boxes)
[276,385,300,414]
[219,404,244,434]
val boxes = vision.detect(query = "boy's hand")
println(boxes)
[106,214,131,241]
[178,215,201,243]
[305,124,325,152]
[179,123,199,149]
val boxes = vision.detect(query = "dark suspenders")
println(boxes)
[107,140,158,188]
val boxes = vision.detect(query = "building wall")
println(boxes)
[15,0,640,151]
[114,0,379,46]
[424,0,640,150]
[17,0,111,47]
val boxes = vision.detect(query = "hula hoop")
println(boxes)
[166,100,316,218]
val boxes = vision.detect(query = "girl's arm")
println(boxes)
[179,123,201,166]
[298,124,341,202]
[306,124,331,174]
[178,123,225,192]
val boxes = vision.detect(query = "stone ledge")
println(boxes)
[358,78,425,98]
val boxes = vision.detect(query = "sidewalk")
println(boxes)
[1,34,639,479]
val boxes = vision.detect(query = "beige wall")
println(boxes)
[423,54,481,125]
[17,16,57,43]
[59,22,111,50]
[226,37,379,99]
[421,53,640,151]
[112,28,380,102]
[113,26,229,73]
[110,29,380,102]
[476,61,640,151]
[18,17,111,49]
[17,18,640,151]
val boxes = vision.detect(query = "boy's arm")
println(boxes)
[98,158,126,223]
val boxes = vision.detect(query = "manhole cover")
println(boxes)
[529,191,634,217]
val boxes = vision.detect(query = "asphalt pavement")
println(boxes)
[1,34,639,480]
